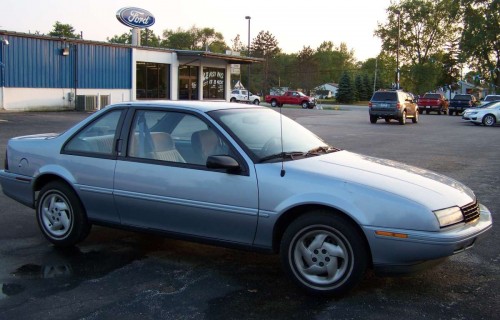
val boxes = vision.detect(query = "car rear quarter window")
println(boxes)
[64,110,124,155]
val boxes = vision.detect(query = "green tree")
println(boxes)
[295,46,318,93]
[460,0,500,92]
[48,21,80,38]
[249,31,281,94]
[336,72,355,103]
[375,0,460,93]
[108,29,160,47]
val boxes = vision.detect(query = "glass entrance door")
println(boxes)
[178,66,199,100]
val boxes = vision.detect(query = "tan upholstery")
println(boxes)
[191,130,219,165]
[128,132,185,163]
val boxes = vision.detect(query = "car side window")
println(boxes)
[127,110,232,166]
[64,110,123,155]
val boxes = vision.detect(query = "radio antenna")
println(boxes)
[279,104,285,177]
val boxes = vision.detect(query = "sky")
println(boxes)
[1,0,393,61]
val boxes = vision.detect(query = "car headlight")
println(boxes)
[434,206,463,227]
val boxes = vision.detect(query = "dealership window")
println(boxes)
[203,67,225,100]
[136,62,170,99]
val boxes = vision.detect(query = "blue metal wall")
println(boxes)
[1,35,132,89]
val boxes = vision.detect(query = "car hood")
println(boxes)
[289,151,475,210]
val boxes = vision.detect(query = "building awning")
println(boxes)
[175,50,264,65]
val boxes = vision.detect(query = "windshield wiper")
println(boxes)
[306,146,340,157]
[259,151,305,163]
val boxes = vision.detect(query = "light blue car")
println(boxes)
[0,101,493,295]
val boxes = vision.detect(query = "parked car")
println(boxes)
[462,100,500,126]
[0,101,492,296]
[417,93,449,115]
[230,89,260,105]
[369,90,419,125]
[449,94,479,116]
[265,91,316,109]
[480,95,500,106]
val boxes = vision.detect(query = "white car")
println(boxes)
[230,89,260,105]
[480,95,500,106]
[462,101,500,126]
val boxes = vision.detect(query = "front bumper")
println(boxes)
[363,203,493,274]
[0,170,35,208]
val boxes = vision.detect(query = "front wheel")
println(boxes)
[36,181,91,247]
[230,98,237,103]
[483,114,496,126]
[280,212,368,296]
[252,99,260,105]
[301,101,309,109]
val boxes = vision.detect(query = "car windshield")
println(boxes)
[209,108,336,162]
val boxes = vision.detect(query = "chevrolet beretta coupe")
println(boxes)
[0,101,492,295]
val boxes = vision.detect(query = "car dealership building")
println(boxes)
[0,30,261,111]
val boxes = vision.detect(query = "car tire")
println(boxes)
[399,111,406,125]
[370,115,377,124]
[271,100,278,107]
[449,110,454,116]
[230,98,237,103]
[253,99,260,105]
[36,181,91,247]
[418,109,423,114]
[412,111,419,123]
[425,109,430,115]
[280,211,368,296]
[384,117,390,123]
[483,114,496,126]
[301,101,309,109]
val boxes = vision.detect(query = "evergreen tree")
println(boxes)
[363,73,373,99]
[336,72,354,103]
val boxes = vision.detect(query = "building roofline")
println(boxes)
[0,29,263,64]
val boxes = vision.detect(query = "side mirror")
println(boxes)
[206,155,241,173]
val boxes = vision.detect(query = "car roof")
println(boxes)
[107,100,262,113]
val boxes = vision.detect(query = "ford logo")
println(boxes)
[116,7,155,28]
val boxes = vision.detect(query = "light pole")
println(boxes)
[0,37,9,110]
[245,16,251,101]
[394,9,401,90]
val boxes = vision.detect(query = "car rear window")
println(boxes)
[371,92,397,101]
[484,96,500,102]
[423,94,441,99]
[452,95,471,100]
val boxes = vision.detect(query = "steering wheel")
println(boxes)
[261,137,282,156]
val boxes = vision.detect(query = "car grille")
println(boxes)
[461,201,480,223]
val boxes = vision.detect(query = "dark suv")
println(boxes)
[369,90,419,125]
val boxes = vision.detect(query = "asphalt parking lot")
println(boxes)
[0,107,498,320]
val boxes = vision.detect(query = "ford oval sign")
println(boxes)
[116,7,155,28]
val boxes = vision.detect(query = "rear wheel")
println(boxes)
[280,211,368,296]
[449,110,454,116]
[36,181,91,247]
[412,110,419,123]
[425,109,430,115]
[270,100,279,107]
[370,115,377,124]
[399,111,407,125]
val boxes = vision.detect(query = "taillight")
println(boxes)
[368,102,373,108]
[396,102,401,109]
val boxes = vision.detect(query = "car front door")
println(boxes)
[113,109,259,245]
